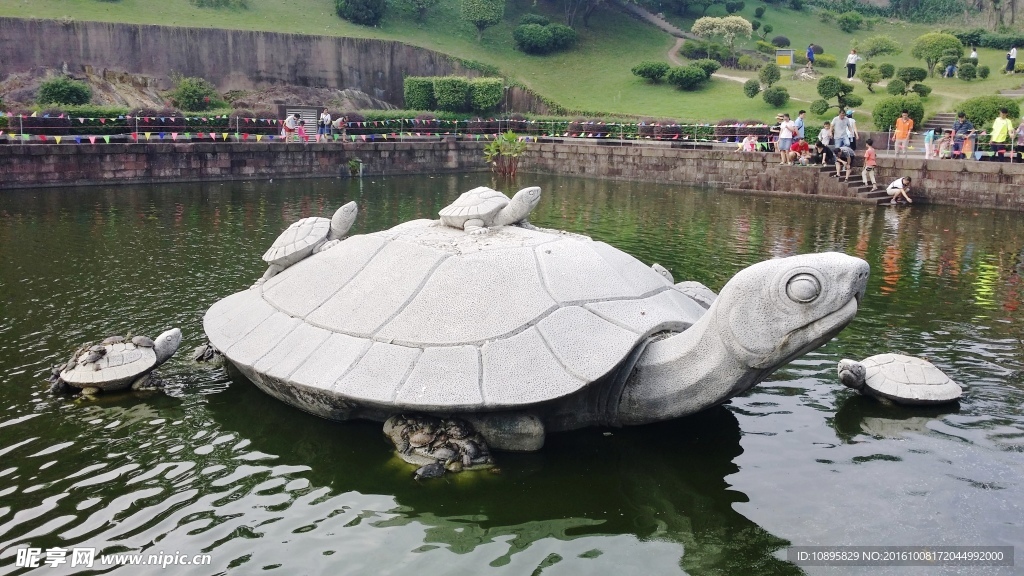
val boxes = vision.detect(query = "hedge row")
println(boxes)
[403,77,504,113]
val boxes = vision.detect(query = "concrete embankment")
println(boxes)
[1,139,1022,211]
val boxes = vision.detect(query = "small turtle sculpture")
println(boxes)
[206,189,870,455]
[259,201,358,283]
[438,186,541,234]
[384,415,496,479]
[837,354,962,405]
[192,341,223,363]
[52,328,182,394]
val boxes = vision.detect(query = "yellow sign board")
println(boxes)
[776,49,795,68]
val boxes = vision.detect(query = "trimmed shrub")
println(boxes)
[771,35,791,48]
[754,6,765,18]
[878,63,895,79]
[433,76,470,111]
[667,66,708,91]
[837,11,863,33]
[38,76,92,105]
[513,24,553,54]
[752,20,761,32]
[759,62,781,87]
[737,55,762,70]
[857,66,882,92]
[404,77,435,110]
[978,65,990,79]
[872,95,924,130]
[763,86,789,107]
[755,40,777,55]
[335,0,385,25]
[691,58,721,77]
[956,95,1021,127]
[886,79,907,95]
[632,61,671,83]
[896,67,928,84]
[819,11,835,23]
[911,83,932,97]
[743,78,761,98]
[811,44,824,55]
[810,99,830,116]
[815,54,837,68]
[519,13,549,25]
[681,40,730,62]
[725,1,745,13]
[469,78,503,112]
[548,24,577,50]
[958,62,977,81]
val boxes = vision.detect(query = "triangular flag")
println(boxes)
[242,133,249,140]
[55,136,62,144]
[256,135,263,142]
[79,118,85,124]
[184,132,191,139]
[0,131,3,138]
[103,136,110,143]
[38,134,46,141]
[144,132,151,140]
[131,133,138,141]
[172,133,178,140]
[210,132,216,140]
[361,135,367,142]
[23,134,30,140]
[89,136,96,144]
[74,136,81,144]
[100,118,106,124]
[31,111,37,117]
[159,132,166,140]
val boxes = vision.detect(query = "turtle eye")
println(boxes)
[786,273,820,303]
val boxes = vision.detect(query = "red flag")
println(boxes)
[131,133,138,141]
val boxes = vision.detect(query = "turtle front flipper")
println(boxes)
[463,218,488,234]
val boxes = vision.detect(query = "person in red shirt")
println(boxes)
[787,136,811,165]
[861,138,878,191]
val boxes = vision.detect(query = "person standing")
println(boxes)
[818,121,833,147]
[862,139,878,191]
[282,112,299,143]
[846,110,859,150]
[988,107,1014,161]
[778,113,796,165]
[1009,46,1018,74]
[951,112,975,159]
[886,176,913,204]
[846,49,860,79]
[831,109,853,148]
[806,44,816,70]
[893,109,914,157]
[317,108,332,143]
[795,110,806,140]
[923,128,936,159]
[970,46,978,61]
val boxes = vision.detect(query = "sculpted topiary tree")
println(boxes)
[860,35,901,60]
[910,32,963,77]
[810,75,863,116]
[462,0,505,41]
[759,62,781,88]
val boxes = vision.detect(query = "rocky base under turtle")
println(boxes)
[384,415,497,480]
[192,342,223,363]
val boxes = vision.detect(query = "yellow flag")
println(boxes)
[145,132,152,140]
[256,135,263,142]
[222,133,228,140]
[55,136,62,144]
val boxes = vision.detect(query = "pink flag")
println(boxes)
[209,132,216,140]
[89,136,96,144]
[172,133,178,140]
[100,118,106,124]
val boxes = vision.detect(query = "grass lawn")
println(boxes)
[2,0,1022,123]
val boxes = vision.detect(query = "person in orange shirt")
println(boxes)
[893,110,914,157]
[861,138,878,191]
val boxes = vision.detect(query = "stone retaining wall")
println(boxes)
[2,140,1022,211]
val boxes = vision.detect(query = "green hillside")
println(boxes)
[2,0,1022,122]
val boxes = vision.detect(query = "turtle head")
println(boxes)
[714,252,869,372]
[153,328,183,363]
[497,186,542,226]
[329,201,358,241]
[837,359,867,391]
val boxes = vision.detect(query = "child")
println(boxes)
[862,139,878,191]
[739,134,758,152]
[296,120,309,143]
[923,128,935,159]
[935,130,953,159]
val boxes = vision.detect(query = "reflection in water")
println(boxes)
[0,174,1022,575]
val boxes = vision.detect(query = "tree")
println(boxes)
[857,64,882,92]
[886,79,907,95]
[691,16,752,63]
[462,0,504,41]
[836,11,862,33]
[563,0,606,28]
[759,23,773,40]
[910,32,963,77]
[860,35,901,60]
[743,78,761,98]
[872,95,924,130]
[896,67,927,84]
[169,76,218,111]
[393,0,439,21]
[812,75,863,116]
[38,77,91,105]
[632,61,671,83]
[335,0,385,25]
[667,66,709,90]
[759,62,781,88]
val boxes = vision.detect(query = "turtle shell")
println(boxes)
[205,221,708,413]
[60,342,158,391]
[861,353,962,404]
[438,187,509,228]
[262,217,331,267]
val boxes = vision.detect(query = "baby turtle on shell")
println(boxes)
[258,201,358,283]
[438,186,540,234]
[384,415,496,479]
[837,353,962,405]
[54,328,183,394]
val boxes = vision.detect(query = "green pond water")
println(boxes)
[0,174,1022,575]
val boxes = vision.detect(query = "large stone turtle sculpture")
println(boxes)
[438,186,540,233]
[837,354,962,405]
[259,201,358,282]
[205,188,869,455]
[54,328,182,394]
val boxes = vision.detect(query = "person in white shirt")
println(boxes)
[1008,46,1018,74]
[283,113,299,143]
[886,176,913,205]
[831,109,853,148]
[316,108,332,143]
[846,49,860,79]
[777,113,797,165]
[845,110,859,149]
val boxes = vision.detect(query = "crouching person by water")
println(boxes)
[886,176,913,205]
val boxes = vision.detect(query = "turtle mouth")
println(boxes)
[761,295,860,370]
